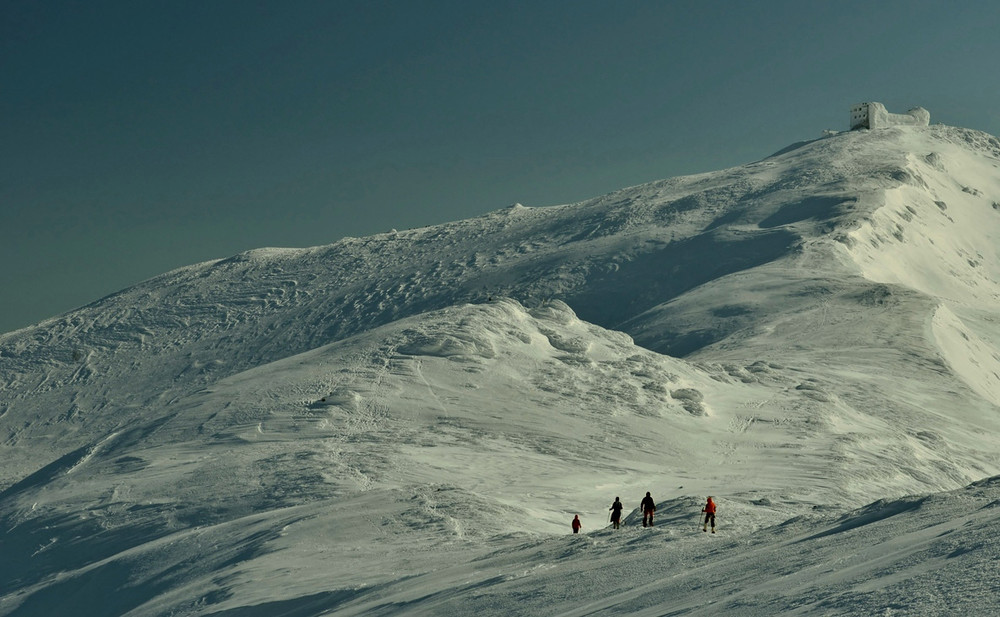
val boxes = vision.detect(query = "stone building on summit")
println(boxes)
[850,102,930,130]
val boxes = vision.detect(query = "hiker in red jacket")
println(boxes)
[702,496,716,533]
[572,515,582,534]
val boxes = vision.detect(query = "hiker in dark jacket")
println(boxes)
[609,497,624,529]
[640,492,656,527]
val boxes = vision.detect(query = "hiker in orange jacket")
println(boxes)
[572,514,582,534]
[702,496,716,533]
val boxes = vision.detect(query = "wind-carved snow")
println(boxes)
[3,124,1000,615]
[931,305,1000,407]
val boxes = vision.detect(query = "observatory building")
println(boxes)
[850,102,930,130]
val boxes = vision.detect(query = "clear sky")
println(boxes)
[3,0,999,334]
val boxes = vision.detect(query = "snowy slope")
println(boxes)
[3,124,1000,615]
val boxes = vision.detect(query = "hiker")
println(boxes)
[702,496,716,533]
[572,514,582,534]
[640,491,656,527]
[609,497,624,529]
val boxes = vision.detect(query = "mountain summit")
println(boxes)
[3,123,1000,616]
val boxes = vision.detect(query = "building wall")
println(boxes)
[850,104,871,130]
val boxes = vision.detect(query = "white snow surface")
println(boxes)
[3,124,1000,615]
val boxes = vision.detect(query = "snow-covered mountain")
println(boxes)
[3,123,1000,615]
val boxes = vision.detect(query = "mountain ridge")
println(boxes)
[5,125,1000,452]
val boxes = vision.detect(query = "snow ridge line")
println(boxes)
[65,431,120,475]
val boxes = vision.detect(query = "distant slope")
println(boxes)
[4,126,999,462]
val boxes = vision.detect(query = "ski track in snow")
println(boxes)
[3,125,1000,615]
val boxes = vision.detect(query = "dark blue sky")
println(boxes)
[3,1,999,334]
